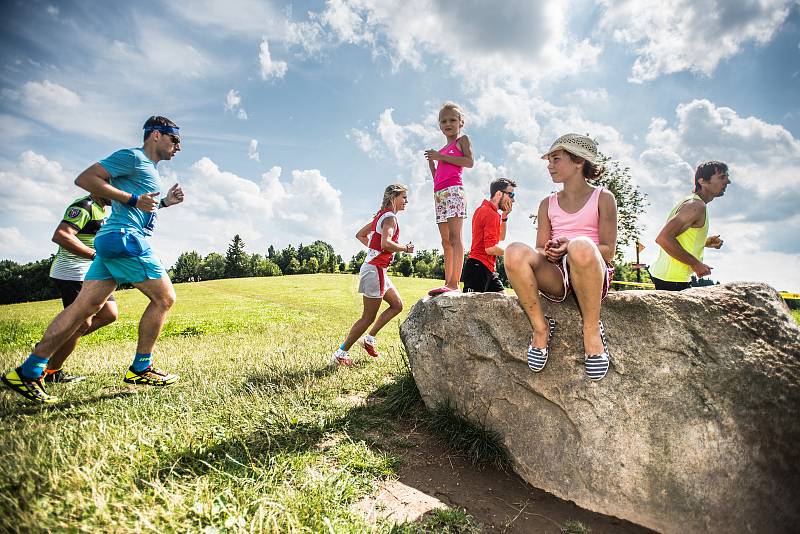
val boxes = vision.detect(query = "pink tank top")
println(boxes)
[548,187,603,245]
[433,138,464,191]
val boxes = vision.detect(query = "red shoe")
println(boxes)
[360,337,380,357]
[428,286,450,296]
[331,349,353,366]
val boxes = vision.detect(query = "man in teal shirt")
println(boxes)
[3,116,185,403]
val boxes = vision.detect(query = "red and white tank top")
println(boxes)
[366,209,400,268]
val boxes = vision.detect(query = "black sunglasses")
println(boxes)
[502,191,515,199]
[166,134,180,144]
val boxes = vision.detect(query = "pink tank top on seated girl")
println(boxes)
[433,138,465,191]
[548,187,603,245]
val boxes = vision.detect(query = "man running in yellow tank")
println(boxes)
[650,161,731,291]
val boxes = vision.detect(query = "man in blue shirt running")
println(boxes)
[2,116,186,403]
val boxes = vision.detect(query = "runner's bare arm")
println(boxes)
[355,221,371,247]
[535,198,559,260]
[597,189,618,264]
[380,218,411,253]
[75,163,159,212]
[655,200,712,276]
[424,135,474,168]
[52,222,95,259]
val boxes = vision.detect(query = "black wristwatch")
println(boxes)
[159,198,168,209]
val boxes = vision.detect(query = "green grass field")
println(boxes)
[0,274,442,532]
[2,275,797,532]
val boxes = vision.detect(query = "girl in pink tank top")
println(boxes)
[504,134,619,382]
[424,102,474,295]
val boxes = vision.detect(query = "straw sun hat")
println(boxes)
[541,133,599,165]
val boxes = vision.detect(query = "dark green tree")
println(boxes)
[201,252,226,280]
[276,245,297,273]
[413,259,431,279]
[325,253,340,273]
[250,254,282,276]
[298,241,336,272]
[224,234,250,278]
[171,251,203,283]
[306,256,320,274]
[588,153,648,261]
[286,257,301,274]
[349,250,367,273]
[0,257,58,304]
[394,254,414,277]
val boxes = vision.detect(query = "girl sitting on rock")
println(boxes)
[504,134,618,381]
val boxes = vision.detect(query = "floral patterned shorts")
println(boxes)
[434,186,467,224]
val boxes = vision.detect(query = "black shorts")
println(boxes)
[462,258,505,293]
[50,278,115,308]
[650,276,691,292]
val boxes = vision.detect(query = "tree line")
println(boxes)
[0,235,502,304]
[0,151,650,304]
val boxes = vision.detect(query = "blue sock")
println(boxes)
[20,354,48,379]
[340,343,346,351]
[131,353,152,372]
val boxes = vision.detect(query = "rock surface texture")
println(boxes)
[400,282,800,534]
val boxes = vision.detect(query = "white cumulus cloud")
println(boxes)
[286,0,601,85]
[149,158,347,266]
[599,0,794,82]
[259,39,288,80]
[248,139,260,161]
[225,89,248,120]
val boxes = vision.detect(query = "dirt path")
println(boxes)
[357,422,655,533]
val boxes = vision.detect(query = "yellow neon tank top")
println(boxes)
[650,194,708,282]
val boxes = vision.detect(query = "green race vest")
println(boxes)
[650,194,708,283]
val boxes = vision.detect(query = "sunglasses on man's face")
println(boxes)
[502,191,515,199]
[165,134,180,145]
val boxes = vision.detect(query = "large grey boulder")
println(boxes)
[400,282,800,534]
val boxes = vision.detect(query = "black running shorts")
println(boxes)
[50,278,116,308]
[461,258,505,293]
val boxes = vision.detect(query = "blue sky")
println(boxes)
[1,0,799,290]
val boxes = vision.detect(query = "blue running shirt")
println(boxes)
[97,148,161,236]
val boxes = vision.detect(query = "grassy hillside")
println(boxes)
[1,275,797,532]
[0,274,436,532]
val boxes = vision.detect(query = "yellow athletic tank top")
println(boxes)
[650,194,708,282]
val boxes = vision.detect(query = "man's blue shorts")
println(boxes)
[85,229,167,284]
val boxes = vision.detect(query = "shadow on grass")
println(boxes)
[243,365,336,390]
[0,389,138,418]
[146,365,508,491]
[146,369,424,486]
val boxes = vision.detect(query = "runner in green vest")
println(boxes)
[45,194,118,383]
[650,161,731,291]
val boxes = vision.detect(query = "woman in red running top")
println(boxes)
[424,102,474,296]
[332,184,414,366]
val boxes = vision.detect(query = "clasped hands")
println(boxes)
[544,236,569,263]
